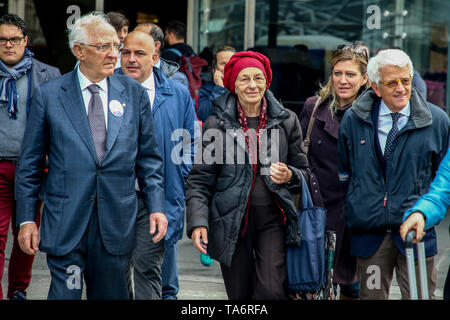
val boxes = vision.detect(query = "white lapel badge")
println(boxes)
[109,100,124,117]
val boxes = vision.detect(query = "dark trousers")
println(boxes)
[161,242,178,300]
[46,206,130,300]
[127,198,165,300]
[0,160,41,299]
[220,204,287,300]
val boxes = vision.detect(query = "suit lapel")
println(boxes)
[59,71,98,163]
[104,75,128,158]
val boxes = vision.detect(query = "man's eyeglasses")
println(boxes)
[0,36,25,46]
[77,42,122,53]
[379,77,412,88]
[336,44,368,60]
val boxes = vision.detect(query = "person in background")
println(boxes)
[0,13,60,300]
[134,23,188,88]
[186,51,310,299]
[299,43,370,300]
[400,147,449,300]
[161,20,195,66]
[106,11,129,68]
[121,30,199,300]
[338,49,449,299]
[197,45,236,122]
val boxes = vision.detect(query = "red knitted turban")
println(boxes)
[223,51,272,93]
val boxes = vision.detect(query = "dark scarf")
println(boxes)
[236,96,268,237]
[0,48,34,119]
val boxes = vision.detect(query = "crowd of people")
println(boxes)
[0,10,448,301]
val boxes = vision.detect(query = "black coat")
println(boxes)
[186,90,310,267]
[299,96,357,285]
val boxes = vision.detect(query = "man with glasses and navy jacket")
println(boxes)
[338,49,449,300]
[0,13,60,300]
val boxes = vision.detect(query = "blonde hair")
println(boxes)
[318,48,370,113]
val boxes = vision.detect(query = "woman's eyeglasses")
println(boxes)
[336,44,368,61]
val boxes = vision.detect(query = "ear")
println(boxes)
[371,82,382,97]
[23,35,28,47]
[155,41,161,52]
[152,52,158,63]
[361,73,369,87]
[73,43,84,61]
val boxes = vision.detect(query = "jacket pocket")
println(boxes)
[45,192,68,199]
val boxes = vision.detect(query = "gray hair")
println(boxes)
[68,11,117,56]
[367,49,414,84]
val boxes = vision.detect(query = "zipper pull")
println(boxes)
[383,192,388,207]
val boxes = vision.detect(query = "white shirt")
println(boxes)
[77,66,109,129]
[378,100,411,155]
[135,72,156,192]
[141,72,156,108]
[20,69,110,228]
[115,53,122,69]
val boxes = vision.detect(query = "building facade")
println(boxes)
[5,0,450,115]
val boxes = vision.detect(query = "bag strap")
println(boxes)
[167,47,183,57]
[292,97,322,209]
[303,97,322,157]
[300,172,314,209]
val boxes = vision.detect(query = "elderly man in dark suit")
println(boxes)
[15,12,167,300]
[0,13,60,300]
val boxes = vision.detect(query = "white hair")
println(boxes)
[68,11,117,56]
[367,49,414,84]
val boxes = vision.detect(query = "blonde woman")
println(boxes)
[299,44,369,299]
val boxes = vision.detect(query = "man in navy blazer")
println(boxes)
[15,12,167,300]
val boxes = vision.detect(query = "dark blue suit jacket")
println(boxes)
[15,70,165,256]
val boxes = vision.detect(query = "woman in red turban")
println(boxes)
[186,51,310,299]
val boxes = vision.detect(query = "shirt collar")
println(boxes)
[141,72,155,91]
[379,99,411,117]
[154,59,161,69]
[77,66,108,93]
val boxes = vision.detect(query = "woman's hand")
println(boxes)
[192,226,208,255]
[269,162,292,184]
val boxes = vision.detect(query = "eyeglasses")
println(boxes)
[77,42,122,53]
[336,44,368,61]
[236,76,266,86]
[379,77,412,88]
[0,36,25,45]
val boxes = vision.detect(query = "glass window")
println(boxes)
[363,0,450,112]
[198,0,246,52]
[252,0,366,115]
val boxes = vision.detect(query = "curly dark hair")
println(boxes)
[0,14,27,37]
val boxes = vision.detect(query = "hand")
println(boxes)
[270,162,293,184]
[18,222,39,255]
[149,212,168,243]
[399,212,426,243]
[192,226,208,255]
[213,69,224,87]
